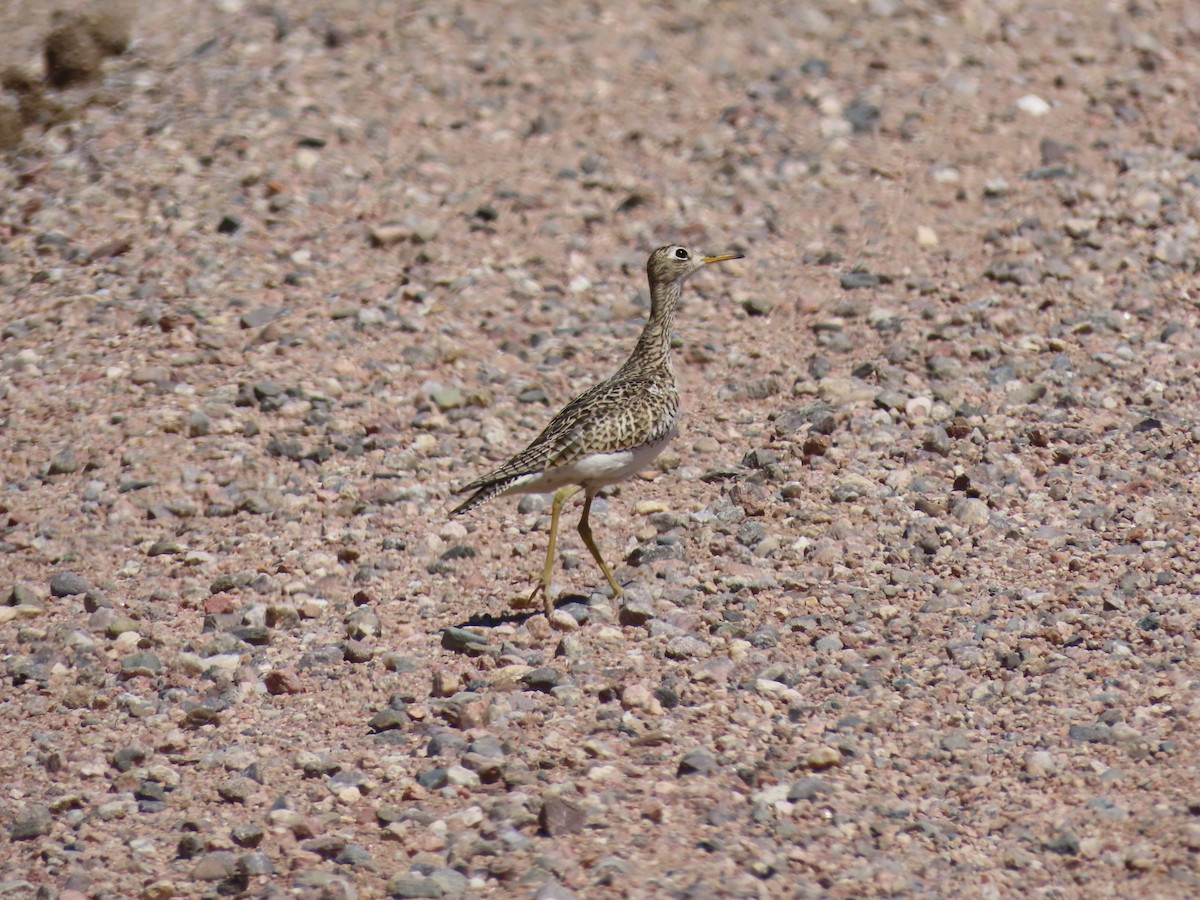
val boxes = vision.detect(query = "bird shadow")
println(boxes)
[458,610,532,629]
[456,592,592,629]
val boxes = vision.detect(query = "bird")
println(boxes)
[451,244,742,616]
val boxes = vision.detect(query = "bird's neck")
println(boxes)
[625,279,680,372]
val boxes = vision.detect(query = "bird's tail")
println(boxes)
[449,478,511,516]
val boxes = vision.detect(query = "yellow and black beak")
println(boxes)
[702,252,744,265]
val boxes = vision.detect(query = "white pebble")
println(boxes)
[1016,94,1050,116]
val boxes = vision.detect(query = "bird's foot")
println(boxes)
[527,581,553,617]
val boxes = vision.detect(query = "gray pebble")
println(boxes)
[111,746,148,771]
[106,616,138,638]
[814,635,843,652]
[534,882,577,900]
[927,355,964,380]
[368,708,406,732]
[8,584,41,608]
[677,750,718,777]
[429,387,464,412]
[1068,723,1112,743]
[952,498,990,526]
[230,625,270,645]
[517,494,547,514]
[346,607,381,640]
[923,426,952,456]
[50,572,91,597]
[381,653,419,673]
[231,823,264,847]
[217,777,256,803]
[48,448,79,475]
[441,627,491,653]
[121,651,163,677]
[874,389,908,411]
[522,668,561,692]
[235,852,274,876]
[788,777,832,801]
[10,805,52,841]
[388,876,444,899]
[941,731,970,751]
[177,833,205,859]
[416,768,449,790]
[1044,832,1080,856]
[301,835,347,859]
[335,843,373,868]
[840,270,881,290]
[343,640,374,663]
[540,795,586,836]
[742,296,773,316]
[665,635,712,659]
[190,851,237,881]
[240,307,281,329]
[430,867,469,894]
[1007,383,1047,405]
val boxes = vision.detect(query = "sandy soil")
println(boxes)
[3,0,1200,897]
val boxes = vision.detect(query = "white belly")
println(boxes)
[503,432,675,497]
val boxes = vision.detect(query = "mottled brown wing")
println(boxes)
[451,373,677,514]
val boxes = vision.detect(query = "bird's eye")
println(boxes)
[674,248,688,259]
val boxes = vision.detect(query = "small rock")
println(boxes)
[387,876,444,899]
[619,594,655,626]
[10,805,52,841]
[534,882,577,900]
[1017,94,1051,116]
[264,668,303,695]
[916,226,939,247]
[190,851,237,881]
[121,651,163,677]
[1025,750,1057,777]
[805,746,842,770]
[522,668,561,692]
[677,750,718,777]
[1045,832,1080,856]
[1007,383,1047,405]
[428,387,464,412]
[241,307,284,330]
[540,795,586,836]
[8,584,41,608]
[335,844,373,868]
[50,572,91,597]
[840,270,880,290]
[1068,723,1112,744]
[952,498,990,526]
[787,777,832,801]
[48,448,79,474]
[416,768,448,790]
[441,627,490,653]
[217,777,256,803]
[368,708,406,733]
[742,296,773,316]
[231,823,264,848]
[905,396,933,421]
[236,852,274,876]
[105,616,138,638]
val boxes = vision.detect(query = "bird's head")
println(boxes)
[647,245,743,285]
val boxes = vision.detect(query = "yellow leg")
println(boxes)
[527,486,581,616]
[577,492,623,599]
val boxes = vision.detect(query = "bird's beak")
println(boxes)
[702,252,743,265]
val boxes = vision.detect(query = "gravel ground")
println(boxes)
[3,1,1200,897]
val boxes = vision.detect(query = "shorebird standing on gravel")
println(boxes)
[451,244,743,616]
